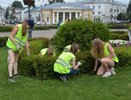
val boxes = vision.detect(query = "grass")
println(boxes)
[0,47,131,100]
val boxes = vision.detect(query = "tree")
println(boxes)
[117,13,127,20]
[48,0,64,4]
[4,7,9,19]
[127,0,131,19]
[11,1,23,8]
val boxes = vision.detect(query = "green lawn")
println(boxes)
[0,47,131,100]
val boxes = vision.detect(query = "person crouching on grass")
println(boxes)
[91,38,119,77]
[54,43,81,82]
[6,19,34,83]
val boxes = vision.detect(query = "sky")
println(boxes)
[0,0,130,8]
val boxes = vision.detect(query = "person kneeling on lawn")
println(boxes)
[39,47,55,57]
[54,43,81,82]
[91,38,119,77]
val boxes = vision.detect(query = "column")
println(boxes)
[52,12,55,24]
[69,12,71,20]
[56,12,59,23]
[63,12,65,22]
[75,12,78,19]
[80,12,82,17]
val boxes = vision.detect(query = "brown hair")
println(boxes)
[22,19,28,36]
[91,38,104,59]
[70,43,79,54]
[47,47,54,56]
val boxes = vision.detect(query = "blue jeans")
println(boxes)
[56,68,79,78]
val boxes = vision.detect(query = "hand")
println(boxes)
[15,43,21,50]
[27,52,30,56]
[77,62,82,66]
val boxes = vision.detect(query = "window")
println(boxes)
[98,11,101,15]
[47,17,49,22]
[93,5,95,9]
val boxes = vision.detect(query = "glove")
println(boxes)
[77,62,82,66]
[15,43,21,50]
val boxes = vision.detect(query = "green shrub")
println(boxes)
[111,31,128,34]
[110,34,129,40]
[0,26,13,32]
[20,38,50,57]
[108,24,128,29]
[0,37,8,47]
[34,26,50,30]
[19,48,131,80]
[52,19,110,51]
[19,55,36,78]
[33,56,57,80]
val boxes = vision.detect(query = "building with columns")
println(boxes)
[78,0,127,23]
[41,3,93,24]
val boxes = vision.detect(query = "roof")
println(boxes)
[41,2,93,10]
[79,0,127,6]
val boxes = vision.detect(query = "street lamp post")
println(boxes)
[23,0,35,38]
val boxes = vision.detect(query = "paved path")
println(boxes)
[0,29,58,39]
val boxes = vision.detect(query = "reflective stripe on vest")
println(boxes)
[6,24,28,51]
[14,37,26,47]
[55,58,70,68]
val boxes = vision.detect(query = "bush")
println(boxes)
[19,47,131,80]
[0,37,8,47]
[0,26,13,32]
[108,24,128,29]
[110,34,129,40]
[52,19,110,51]
[34,26,50,30]
[19,38,50,57]
[111,31,128,34]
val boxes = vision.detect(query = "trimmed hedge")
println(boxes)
[108,24,128,29]
[18,38,131,80]
[0,37,8,47]
[110,34,129,40]
[0,25,57,32]
[0,26,13,32]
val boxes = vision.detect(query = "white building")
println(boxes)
[35,0,49,7]
[78,0,127,23]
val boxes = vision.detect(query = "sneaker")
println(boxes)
[60,76,67,82]
[8,78,16,83]
[102,71,111,77]
[110,68,116,75]
[14,74,19,79]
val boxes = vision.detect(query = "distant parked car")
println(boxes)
[36,21,45,25]
[10,20,15,24]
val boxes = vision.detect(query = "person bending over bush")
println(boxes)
[6,19,34,83]
[54,43,81,82]
[39,47,55,57]
[91,38,119,77]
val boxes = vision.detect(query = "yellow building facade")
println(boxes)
[41,3,93,24]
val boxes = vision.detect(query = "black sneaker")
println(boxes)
[60,76,67,82]
[14,74,19,79]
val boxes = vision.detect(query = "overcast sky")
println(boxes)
[0,0,130,8]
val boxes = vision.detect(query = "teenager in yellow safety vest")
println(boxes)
[91,38,119,77]
[39,47,55,57]
[6,19,34,83]
[54,43,81,82]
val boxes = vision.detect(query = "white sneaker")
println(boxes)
[102,71,111,77]
[110,68,116,75]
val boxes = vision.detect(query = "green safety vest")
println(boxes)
[104,43,119,62]
[54,52,75,74]
[64,45,71,52]
[6,24,28,52]
[39,48,48,56]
